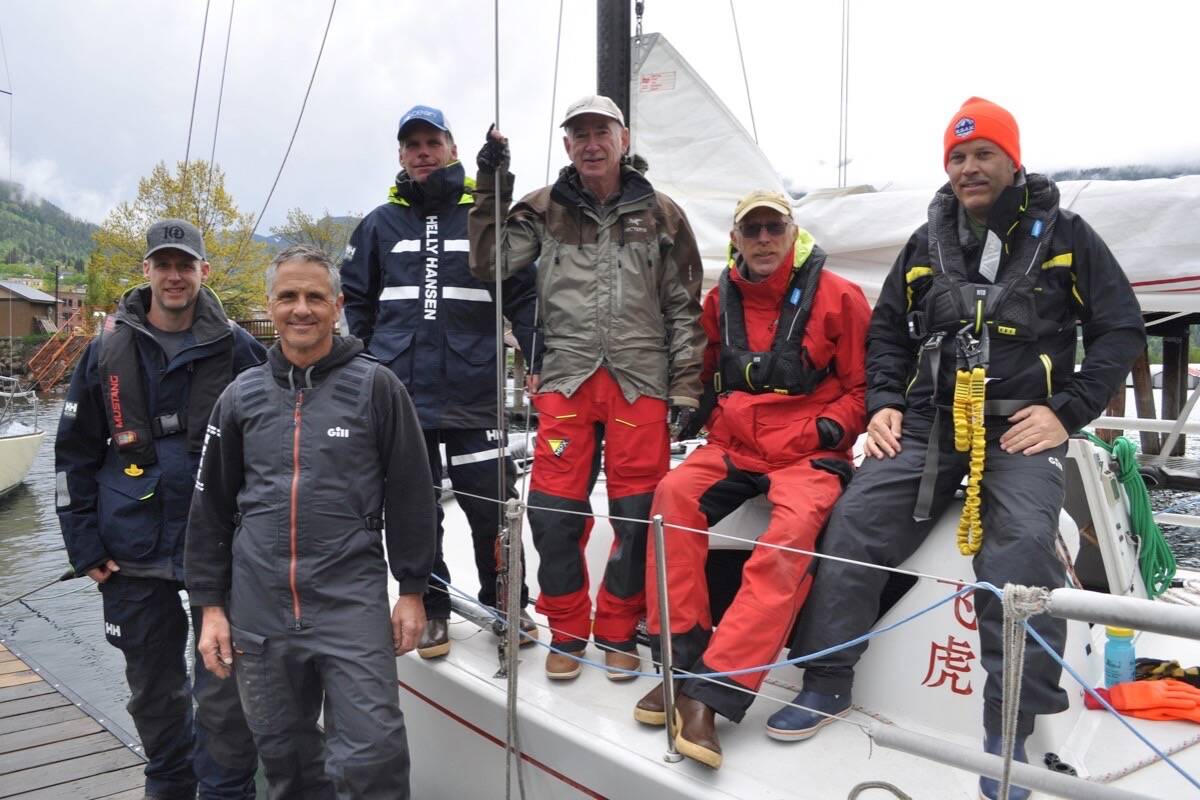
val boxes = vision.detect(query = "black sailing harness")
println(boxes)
[907,180,1059,554]
[715,248,828,396]
[98,286,234,473]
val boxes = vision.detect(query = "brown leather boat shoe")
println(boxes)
[603,648,641,682]
[545,650,582,680]
[633,678,683,726]
[674,693,722,769]
[417,618,450,659]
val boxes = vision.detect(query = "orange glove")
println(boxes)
[1109,679,1200,723]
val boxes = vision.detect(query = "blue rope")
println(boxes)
[431,573,972,679]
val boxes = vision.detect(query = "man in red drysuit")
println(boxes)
[635,189,871,769]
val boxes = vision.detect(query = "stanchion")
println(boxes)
[652,514,684,763]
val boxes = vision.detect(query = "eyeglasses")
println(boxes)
[738,221,789,237]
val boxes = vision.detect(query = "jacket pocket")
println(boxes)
[229,625,275,732]
[368,330,416,385]
[445,331,495,410]
[95,465,163,561]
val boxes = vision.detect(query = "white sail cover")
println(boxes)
[631,34,1200,315]
[796,176,1200,314]
[630,33,785,283]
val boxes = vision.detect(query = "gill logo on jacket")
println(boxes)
[327,426,350,438]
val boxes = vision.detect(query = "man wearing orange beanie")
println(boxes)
[769,97,1146,800]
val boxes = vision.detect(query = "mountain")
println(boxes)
[1047,163,1200,182]
[0,180,97,271]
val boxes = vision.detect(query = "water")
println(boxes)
[0,396,136,735]
[1,397,1198,750]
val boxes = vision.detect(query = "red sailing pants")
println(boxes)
[528,369,668,651]
[645,443,844,718]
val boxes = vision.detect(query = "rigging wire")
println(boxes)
[183,0,212,178]
[0,21,14,183]
[200,0,236,232]
[729,0,758,144]
[228,0,337,274]
[837,0,851,187]
[543,0,564,185]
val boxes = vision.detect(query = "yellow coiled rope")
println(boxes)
[953,366,987,554]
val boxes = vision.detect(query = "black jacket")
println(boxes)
[56,286,266,580]
[869,173,1145,433]
[340,161,539,429]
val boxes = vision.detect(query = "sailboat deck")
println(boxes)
[0,640,145,800]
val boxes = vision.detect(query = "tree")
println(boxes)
[270,207,360,263]
[87,160,270,318]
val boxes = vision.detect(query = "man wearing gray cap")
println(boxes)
[56,218,265,799]
[341,104,540,658]
[470,95,705,680]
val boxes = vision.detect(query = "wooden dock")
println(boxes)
[0,639,146,799]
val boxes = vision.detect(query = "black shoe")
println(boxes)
[417,618,450,659]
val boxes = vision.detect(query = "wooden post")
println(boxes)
[1130,349,1159,454]
[1161,329,1189,456]
[1095,384,1125,444]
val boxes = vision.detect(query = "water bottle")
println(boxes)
[1104,626,1136,687]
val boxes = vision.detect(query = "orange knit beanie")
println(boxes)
[944,97,1021,170]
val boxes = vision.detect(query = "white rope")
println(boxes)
[1160,577,1200,606]
[999,585,1051,800]
[444,484,982,590]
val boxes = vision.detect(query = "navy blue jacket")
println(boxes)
[340,161,539,429]
[55,286,266,581]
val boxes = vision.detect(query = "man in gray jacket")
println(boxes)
[471,94,704,680]
[186,245,436,799]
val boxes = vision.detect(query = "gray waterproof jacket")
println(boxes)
[185,337,436,634]
[470,164,704,407]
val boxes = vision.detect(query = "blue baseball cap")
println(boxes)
[397,105,451,140]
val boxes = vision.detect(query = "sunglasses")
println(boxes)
[738,221,789,237]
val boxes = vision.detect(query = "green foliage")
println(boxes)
[88,160,270,317]
[0,180,96,268]
[270,208,361,263]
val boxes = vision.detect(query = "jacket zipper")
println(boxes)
[1039,354,1053,398]
[289,390,304,628]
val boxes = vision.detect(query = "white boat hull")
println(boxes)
[391,438,1200,799]
[0,429,44,497]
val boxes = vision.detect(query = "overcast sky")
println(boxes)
[1,0,1197,230]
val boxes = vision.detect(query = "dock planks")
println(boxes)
[0,641,145,799]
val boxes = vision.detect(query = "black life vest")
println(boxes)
[715,248,828,396]
[908,179,1062,364]
[98,286,234,470]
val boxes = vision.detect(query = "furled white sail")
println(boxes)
[630,33,786,284]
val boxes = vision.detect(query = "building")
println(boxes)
[0,280,59,335]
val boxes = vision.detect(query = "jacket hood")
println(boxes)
[550,164,654,211]
[390,160,470,209]
[268,334,364,390]
[932,169,1060,234]
[727,228,819,300]
[115,283,231,345]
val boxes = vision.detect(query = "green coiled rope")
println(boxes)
[1086,434,1177,598]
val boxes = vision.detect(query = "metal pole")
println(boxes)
[652,514,684,762]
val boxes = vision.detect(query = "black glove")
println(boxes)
[477,124,510,173]
[816,417,844,449]
[669,405,697,442]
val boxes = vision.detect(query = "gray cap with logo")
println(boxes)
[144,218,206,261]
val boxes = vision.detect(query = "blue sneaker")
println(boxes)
[765,690,851,741]
[979,734,1030,800]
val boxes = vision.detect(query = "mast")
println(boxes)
[596,0,631,121]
